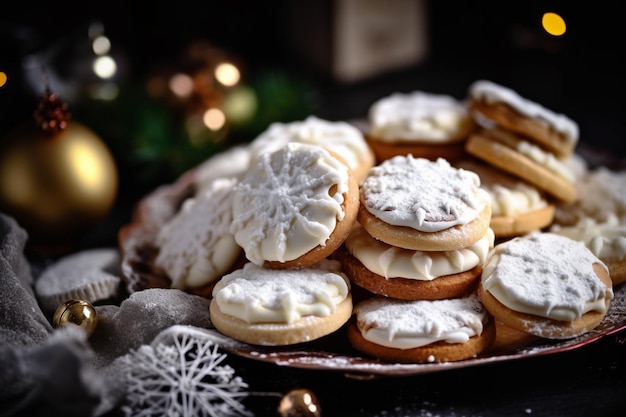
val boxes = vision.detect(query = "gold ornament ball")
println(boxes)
[278,389,322,417]
[53,299,98,337]
[0,121,118,243]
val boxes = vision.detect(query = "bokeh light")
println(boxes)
[169,73,194,98]
[542,12,566,36]
[203,108,226,131]
[92,35,111,55]
[93,55,117,79]
[215,62,240,87]
[0,72,7,88]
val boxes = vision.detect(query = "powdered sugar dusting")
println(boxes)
[483,232,613,321]
[360,156,488,232]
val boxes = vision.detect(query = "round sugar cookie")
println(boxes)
[359,156,492,251]
[247,115,375,181]
[154,177,242,292]
[468,80,579,158]
[550,215,626,286]
[333,224,494,300]
[479,232,614,339]
[230,142,359,268]
[465,129,577,203]
[348,294,496,363]
[210,260,353,346]
[456,159,555,238]
[366,91,476,163]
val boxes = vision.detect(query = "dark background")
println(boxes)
[1,0,625,249]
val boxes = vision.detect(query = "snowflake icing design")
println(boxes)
[119,327,252,417]
[232,143,346,263]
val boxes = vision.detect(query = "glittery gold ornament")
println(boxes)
[278,389,322,417]
[0,90,118,245]
[53,299,98,337]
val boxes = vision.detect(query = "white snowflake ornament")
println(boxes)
[118,325,252,417]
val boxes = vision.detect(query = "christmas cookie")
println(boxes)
[334,224,494,300]
[34,248,121,314]
[193,144,251,194]
[468,79,579,158]
[230,142,359,268]
[347,293,495,363]
[456,159,555,238]
[551,215,626,286]
[465,127,577,203]
[247,115,375,181]
[478,232,614,339]
[366,91,475,163]
[358,156,492,251]
[154,177,242,293]
[209,260,353,346]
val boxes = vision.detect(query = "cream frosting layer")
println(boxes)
[469,80,579,147]
[367,91,474,143]
[354,294,487,349]
[360,156,490,232]
[456,160,548,216]
[482,232,613,321]
[212,260,350,324]
[247,115,373,175]
[231,142,349,264]
[346,223,494,279]
[155,177,240,289]
[551,215,626,261]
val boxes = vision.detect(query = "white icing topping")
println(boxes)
[212,260,350,324]
[231,142,349,265]
[456,160,548,216]
[247,115,372,174]
[194,145,251,193]
[354,294,487,349]
[368,91,473,143]
[516,140,575,183]
[482,232,613,321]
[360,156,490,232]
[469,80,579,146]
[155,178,240,289]
[551,215,626,261]
[346,223,494,280]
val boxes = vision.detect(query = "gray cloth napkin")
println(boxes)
[0,213,104,417]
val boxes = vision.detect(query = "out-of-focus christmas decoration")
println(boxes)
[75,39,317,193]
[52,299,99,338]
[0,88,118,247]
[278,388,322,417]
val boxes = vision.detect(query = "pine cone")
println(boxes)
[34,89,71,136]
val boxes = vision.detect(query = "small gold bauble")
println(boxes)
[278,389,322,417]
[53,299,98,337]
[0,121,118,243]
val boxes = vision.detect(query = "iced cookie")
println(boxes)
[478,232,614,339]
[465,128,577,203]
[358,156,492,251]
[551,215,626,286]
[366,91,475,163]
[247,115,375,181]
[210,260,352,346]
[334,224,494,300]
[230,142,359,268]
[468,80,579,158]
[155,177,242,293]
[347,293,495,363]
[456,159,555,238]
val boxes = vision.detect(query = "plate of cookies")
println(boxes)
[118,82,626,377]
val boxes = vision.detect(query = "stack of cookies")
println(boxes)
[334,155,497,363]
[464,80,579,229]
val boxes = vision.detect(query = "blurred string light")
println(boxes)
[146,40,258,145]
[542,12,566,36]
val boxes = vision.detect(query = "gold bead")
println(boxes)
[278,389,322,417]
[53,299,98,337]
